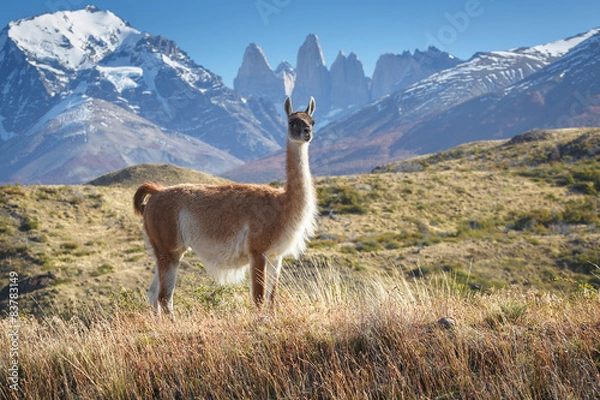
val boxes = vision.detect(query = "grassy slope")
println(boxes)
[1,129,599,316]
[0,129,599,398]
[311,128,600,293]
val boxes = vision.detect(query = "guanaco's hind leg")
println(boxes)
[266,256,283,309]
[152,250,183,315]
[250,251,266,307]
[148,265,159,310]
[250,253,283,310]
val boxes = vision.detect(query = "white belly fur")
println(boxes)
[179,210,249,284]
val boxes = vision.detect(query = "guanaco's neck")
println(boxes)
[284,140,314,212]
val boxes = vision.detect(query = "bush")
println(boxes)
[354,239,381,252]
[91,263,114,277]
[558,247,599,275]
[318,185,369,215]
[562,199,599,225]
[20,217,39,231]
[570,182,597,195]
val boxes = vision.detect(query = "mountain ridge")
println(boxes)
[225,26,600,182]
[233,35,462,123]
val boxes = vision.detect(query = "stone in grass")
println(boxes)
[437,317,456,329]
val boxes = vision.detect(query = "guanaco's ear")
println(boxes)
[305,96,316,117]
[284,97,293,117]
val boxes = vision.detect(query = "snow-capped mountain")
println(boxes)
[225,28,600,182]
[321,37,579,143]
[0,6,284,183]
[392,29,600,154]
[308,28,600,174]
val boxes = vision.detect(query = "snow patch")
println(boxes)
[96,65,143,92]
[0,115,16,141]
[7,8,141,71]
[26,95,93,136]
[517,28,600,58]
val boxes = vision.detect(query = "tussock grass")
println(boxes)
[2,262,599,399]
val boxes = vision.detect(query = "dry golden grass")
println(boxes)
[1,128,600,398]
[1,264,599,399]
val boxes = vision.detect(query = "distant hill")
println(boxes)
[88,163,230,188]
[375,127,600,173]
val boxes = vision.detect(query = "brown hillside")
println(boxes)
[88,163,230,188]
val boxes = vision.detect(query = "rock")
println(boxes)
[0,273,56,298]
[274,61,296,97]
[330,51,370,110]
[234,43,286,103]
[370,47,462,100]
[437,317,456,329]
[292,34,331,113]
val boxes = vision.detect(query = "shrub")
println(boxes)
[317,185,369,215]
[373,232,403,249]
[570,182,597,195]
[562,199,599,225]
[557,247,600,275]
[0,217,14,234]
[61,242,80,251]
[309,239,338,250]
[354,239,381,252]
[340,246,357,254]
[511,209,556,231]
[2,184,26,196]
[91,263,114,277]
[20,216,39,231]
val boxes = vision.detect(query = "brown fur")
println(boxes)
[133,182,163,216]
[134,97,317,315]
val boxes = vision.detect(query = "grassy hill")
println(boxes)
[1,129,599,317]
[88,163,230,188]
[0,129,599,398]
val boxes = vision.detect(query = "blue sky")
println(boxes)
[2,1,600,87]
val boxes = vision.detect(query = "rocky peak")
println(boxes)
[234,42,286,103]
[371,47,462,100]
[330,50,369,109]
[292,33,330,112]
[274,61,296,96]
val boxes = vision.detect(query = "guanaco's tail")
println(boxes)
[133,182,163,216]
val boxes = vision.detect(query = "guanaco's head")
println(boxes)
[284,96,316,144]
